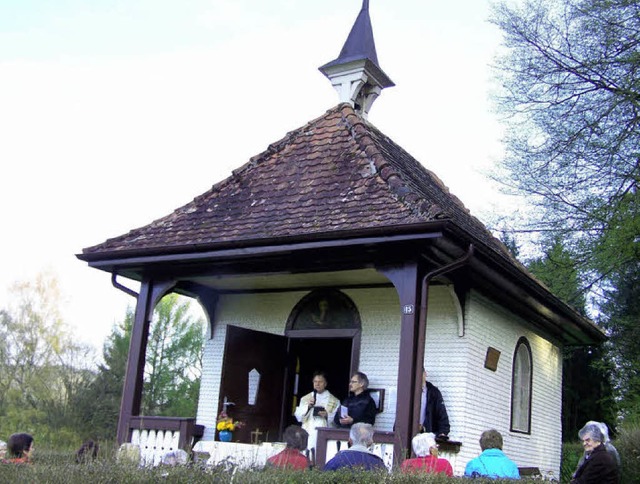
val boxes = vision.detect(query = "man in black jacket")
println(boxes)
[335,371,377,428]
[420,369,450,438]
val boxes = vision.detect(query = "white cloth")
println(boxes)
[294,390,339,450]
[419,386,427,426]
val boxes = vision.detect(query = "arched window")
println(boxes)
[511,337,532,433]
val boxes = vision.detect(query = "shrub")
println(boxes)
[0,448,535,484]
[561,441,582,482]
[616,423,640,484]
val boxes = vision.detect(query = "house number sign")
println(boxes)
[402,304,414,315]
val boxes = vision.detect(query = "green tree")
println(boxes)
[142,294,205,416]
[527,238,587,314]
[77,294,205,438]
[491,0,640,422]
[0,272,94,445]
[73,307,133,440]
[601,263,640,422]
[527,239,616,438]
[491,0,640,287]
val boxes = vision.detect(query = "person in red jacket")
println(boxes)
[401,432,453,476]
[266,425,310,470]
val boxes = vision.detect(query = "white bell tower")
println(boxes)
[319,0,394,119]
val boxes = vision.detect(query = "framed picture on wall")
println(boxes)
[368,388,385,413]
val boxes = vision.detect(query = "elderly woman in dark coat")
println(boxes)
[571,422,620,484]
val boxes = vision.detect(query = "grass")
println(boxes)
[11,434,639,483]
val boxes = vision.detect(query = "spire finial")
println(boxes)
[318,0,393,118]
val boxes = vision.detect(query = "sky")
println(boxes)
[0,0,511,357]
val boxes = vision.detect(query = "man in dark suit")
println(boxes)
[420,369,450,438]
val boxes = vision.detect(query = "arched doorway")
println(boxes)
[283,289,362,429]
[217,289,362,443]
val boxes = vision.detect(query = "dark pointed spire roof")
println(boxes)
[319,1,393,117]
[323,0,380,69]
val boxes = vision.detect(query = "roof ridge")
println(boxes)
[337,104,516,262]
[338,104,449,219]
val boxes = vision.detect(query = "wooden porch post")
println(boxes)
[377,262,423,459]
[116,278,176,445]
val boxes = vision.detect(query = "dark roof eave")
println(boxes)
[78,219,605,345]
[76,221,449,268]
[435,224,606,345]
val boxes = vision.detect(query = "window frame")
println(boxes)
[510,337,533,434]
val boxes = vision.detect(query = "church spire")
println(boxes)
[319,0,394,119]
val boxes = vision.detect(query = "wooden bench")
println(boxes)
[519,466,542,479]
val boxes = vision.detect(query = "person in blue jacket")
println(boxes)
[464,429,520,479]
[323,423,386,471]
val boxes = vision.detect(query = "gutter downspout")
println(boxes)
[112,273,139,299]
[421,244,474,327]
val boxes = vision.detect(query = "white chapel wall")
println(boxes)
[197,286,463,440]
[455,290,563,479]
[423,285,468,443]
[341,287,401,432]
[197,284,564,478]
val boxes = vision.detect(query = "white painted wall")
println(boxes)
[452,291,563,479]
[196,285,563,479]
[197,287,402,439]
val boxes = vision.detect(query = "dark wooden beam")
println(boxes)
[377,262,421,459]
[117,278,176,445]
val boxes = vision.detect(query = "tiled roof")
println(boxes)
[82,103,510,260]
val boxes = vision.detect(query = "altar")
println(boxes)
[192,440,286,469]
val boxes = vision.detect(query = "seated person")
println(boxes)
[571,422,619,484]
[572,420,620,480]
[161,449,189,467]
[3,433,34,464]
[266,425,310,470]
[76,439,99,464]
[116,443,141,465]
[323,423,386,472]
[334,371,376,428]
[464,429,520,479]
[401,432,453,476]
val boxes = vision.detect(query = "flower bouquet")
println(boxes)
[216,411,244,432]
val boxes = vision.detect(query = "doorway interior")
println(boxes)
[283,337,353,429]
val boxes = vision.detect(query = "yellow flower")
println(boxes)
[216,412,243,432]
[216,417,236,431]
[216,420,236,431]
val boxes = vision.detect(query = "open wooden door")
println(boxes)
[218,325,287,443]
